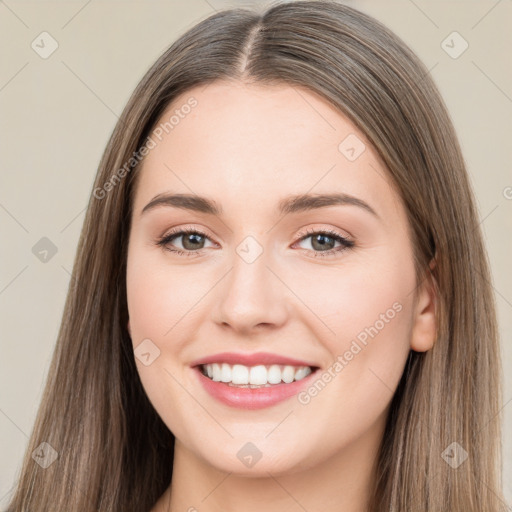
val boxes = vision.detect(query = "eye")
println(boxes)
[155,226,354,259]
[293,228,354,258]
[156,227,215,257]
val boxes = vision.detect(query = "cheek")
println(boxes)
[294,251,415,346]
[285,267,415,463]
[126,245,216,411]
[126,248,204,343]
[292,250,416,405]
[125,246,203,428]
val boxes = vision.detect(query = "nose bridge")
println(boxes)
[213,234,288,331]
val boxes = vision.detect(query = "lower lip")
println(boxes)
[193,366,319,410]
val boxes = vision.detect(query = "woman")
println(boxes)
[6,1,506,511]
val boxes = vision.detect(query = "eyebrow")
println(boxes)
[140,192,379,219]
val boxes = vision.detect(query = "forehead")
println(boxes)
[133,80,401,222]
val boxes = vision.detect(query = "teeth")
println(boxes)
[249,365,267,385]
[232,364,249,384]
[221,363,232,383]
[203,363,313,386]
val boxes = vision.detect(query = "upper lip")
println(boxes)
[190,352,319,368]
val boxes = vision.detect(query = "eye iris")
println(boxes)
[182,233,204,250]
[311,234,335,251]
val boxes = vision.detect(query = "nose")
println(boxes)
[212,248,289,335]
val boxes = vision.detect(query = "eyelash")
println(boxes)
[155,226,354,259]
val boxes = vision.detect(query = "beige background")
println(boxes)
[0,0,510,507]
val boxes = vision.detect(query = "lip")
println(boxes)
[189,351,318,368]
[192,365,320,410]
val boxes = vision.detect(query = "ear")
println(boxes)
[410,259,437,352]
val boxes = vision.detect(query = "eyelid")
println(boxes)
[292,227,354,257]
[159,225,217,249]
[160,224,217,242]
[156,224,355,258]
[159,224,352,245]
[294,225,353,242]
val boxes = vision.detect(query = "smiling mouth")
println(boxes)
[199,363,317,388]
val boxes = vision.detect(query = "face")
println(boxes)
[126,81,435,476]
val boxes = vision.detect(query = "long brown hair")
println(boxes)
[6,1,506,510]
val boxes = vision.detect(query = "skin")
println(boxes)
[125,80,436,512]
